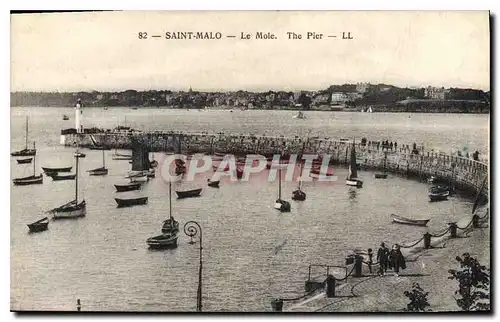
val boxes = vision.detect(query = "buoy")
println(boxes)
[76,299,81,311]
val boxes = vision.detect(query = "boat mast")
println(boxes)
[75,149,79,203]
[384,151,387,172]
[102,148,105,168]
[32,141,36,176]
[278,167,282,200]
[25,116,28,150]
[169,181,172,220]
[298,141,306,189]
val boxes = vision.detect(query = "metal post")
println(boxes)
[423,232,432,249]
[326,275,336,298]
[271,299,283,312]
[184,221,203,312]
[76,299,81,312]
[354,255,363,277]
[448,222,457,238]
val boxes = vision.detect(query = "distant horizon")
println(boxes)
[9,82,491,94]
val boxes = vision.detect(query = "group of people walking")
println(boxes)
[366,242,406,276]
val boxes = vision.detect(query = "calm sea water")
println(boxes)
[10,107,489,311]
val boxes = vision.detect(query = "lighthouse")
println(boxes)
[75,99,83,133]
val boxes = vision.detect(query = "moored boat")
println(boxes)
[114,182,141,192]
[42,166,72,174]
[274,164,291,212]
[50,173,76,181]
[27,216,49,233]
[429,190,449,202]
[16,158,32,164]
[74,152,86,158]
[88,167,108,176]
[293,111,306,119]
[391,214,430,227]
[51,147,87,219]
[52,200,87,219]
[115,197,148,208]
[88,148,108,176]
[62,114,69,120]
[13,142,43,186]
[13,174,43,186]
[374,173,388,179]
[11,116,36,157]
[207,179,220,188]
[146,232,178,249]
[176,188,202,199]
[346,140,363,187]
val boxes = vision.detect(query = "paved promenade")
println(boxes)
[284,208,490,312]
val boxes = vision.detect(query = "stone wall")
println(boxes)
[63,130,489,197]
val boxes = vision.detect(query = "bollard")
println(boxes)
[271,298,283,312]
[325,275,336,298]
[354,255,363,277]
[472,215,479,228]
[76,299,81,312]
[423,232,432,249]
[448,222,457,238]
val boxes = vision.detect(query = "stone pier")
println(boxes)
[61,129,489,197]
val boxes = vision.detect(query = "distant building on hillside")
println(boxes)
[424,86,448,100]
[331,92,349,105]
[356,82,371,93]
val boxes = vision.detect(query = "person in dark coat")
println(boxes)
[377,242,389,276]
[390,244,406,277]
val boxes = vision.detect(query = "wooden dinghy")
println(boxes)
[16,158,33,164]
[27,216,49,233]
[391,214,430,227]
[115,197,148,208]
[114,182,142,192]
[176,188,202,199]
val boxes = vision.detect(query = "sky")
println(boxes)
[10,11,490,92]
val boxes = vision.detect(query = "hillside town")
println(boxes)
[11,83,490,113]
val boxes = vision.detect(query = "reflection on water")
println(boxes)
[10,107,487,311]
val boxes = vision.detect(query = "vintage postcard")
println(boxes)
[10,11,490,313]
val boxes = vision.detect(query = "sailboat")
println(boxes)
[126,142,150,182]
[292,143,307,201]
[147,181,179,249]
[162,182,180,234]
[88,148,108,176]
[367,106,373,113]
[51,149,86,219]
[293,111,306,119]
[11,116,36,157]
[346,141,363,187]
[13,142,43,186]
[274,164,291,212]
[375,151,388,179]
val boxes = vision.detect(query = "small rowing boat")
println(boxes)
[391,214,430,227]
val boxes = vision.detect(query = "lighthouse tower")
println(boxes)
[75,99,83,133]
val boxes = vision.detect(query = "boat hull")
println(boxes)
[129,175,148,183]
[346,179,363,187]
[11,149,36,157]
[89,167,108,176]
[42,166,72,173]
[16,158,33,164]
[13,175,43,186]
[147,234,179,249]
[53,201,87,219]
[391,214,430,227]
[176,188,202,199]
[208,180,220,188]
[112,156,132,160]
[51,174,76,181]
[274,199,291,212]
[375,173,388,179]
[429,191,449,202]
[28,222,49,232]
[115,197,148,207]
[114,183,141,192]
[291,189,306,201]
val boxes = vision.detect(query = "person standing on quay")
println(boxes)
[367,248,373,273]
[377,242,389,276]
[390,244,406,277]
